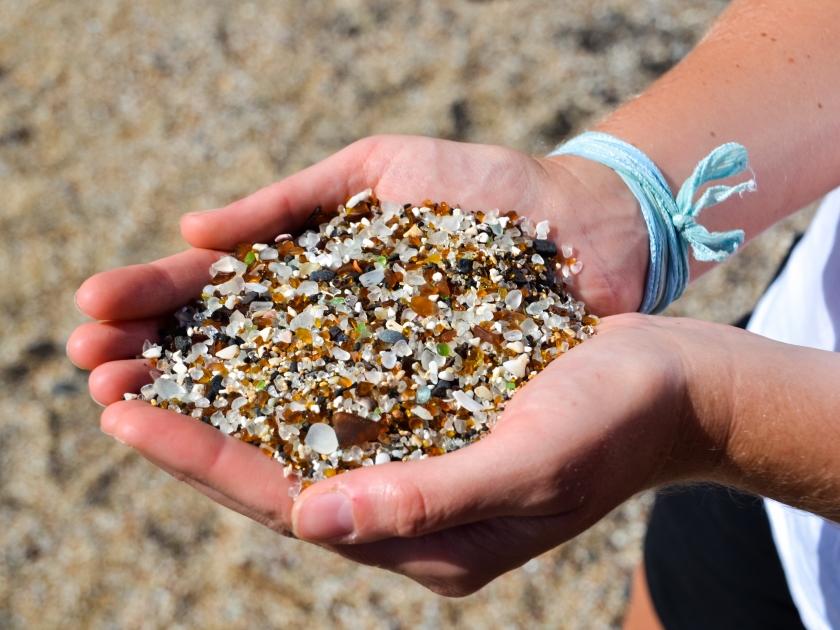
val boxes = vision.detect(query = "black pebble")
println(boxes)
[217,333,231,344]
[307,294,320,304]
[210,375,224,393]
[533,239,558,258]
[183,376,193,392]
[233,336,245,345]
[289,361,299,373]
[378,329,407,344]
[310,269,336,282]
[240,291,260,305]
[353,341,361,351]
[510,269,529,285]
[174,336,191,353]
[431,382,450,398]
[457,258,473,274]
[211,309,231,324]
[316,395,326,406]
[387,253,400,262]
[335,332,349,344]
[400,356,415,376]
[301,422,311,432]
[328,325,343,340]
[207,391,218,403]
[201,416,212,425]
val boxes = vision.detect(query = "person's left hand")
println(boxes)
[88,313,738,596]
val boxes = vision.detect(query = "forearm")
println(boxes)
[677,323,840,521]
[594,0,840,279]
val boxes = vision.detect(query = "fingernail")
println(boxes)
[90,391,106,408]
[66,341,81,368]
[74,290,84,315]
[183,208,221,218]
[296,492,355,541]
[101,427,127,445]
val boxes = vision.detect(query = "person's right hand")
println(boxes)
[183,135,649,315]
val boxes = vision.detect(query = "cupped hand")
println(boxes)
[79,307,738,596]
[67,134,660,595]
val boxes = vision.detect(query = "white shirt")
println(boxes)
[746,188,840,629]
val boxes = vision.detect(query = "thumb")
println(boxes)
[290,416,589,544]
[179,136,382,250]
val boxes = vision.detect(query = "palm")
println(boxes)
[69,135,654,595]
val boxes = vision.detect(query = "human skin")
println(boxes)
[68,0,840,597]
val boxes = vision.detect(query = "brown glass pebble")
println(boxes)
[332,412,388,447]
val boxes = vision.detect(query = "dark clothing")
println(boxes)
[644,485,806,629]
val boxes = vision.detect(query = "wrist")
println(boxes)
[659,319,740,485]
[538,152,649,315]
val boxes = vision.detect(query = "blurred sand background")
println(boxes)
[0,0,818,628]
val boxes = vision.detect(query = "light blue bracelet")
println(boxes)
[548,131,756,314]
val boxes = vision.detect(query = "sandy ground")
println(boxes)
[0,0,816,628]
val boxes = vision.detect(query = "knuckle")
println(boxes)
[392,480,432,538]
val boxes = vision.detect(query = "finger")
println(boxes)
[139,452,295,538]
[68,319,163,370]
[89,359,154,405]
[76,248,223,321]
[180,137,383,250]
[101,400,296,525]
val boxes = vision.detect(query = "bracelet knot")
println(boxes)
[549,131,756,314]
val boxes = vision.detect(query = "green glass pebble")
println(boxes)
[436,342,450,357]
[244,251,256,265]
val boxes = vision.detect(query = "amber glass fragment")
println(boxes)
[332,412,387,447]
[281,408,299,422]
[356,382,374,397]
[439,329,457,343]
[471,325,502,347]
[411,296,436,317]
[384,269,399,288]
[254,390,270,408]
[234,243,253,261]
[295,328,312,344]
[211,271,235,286]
